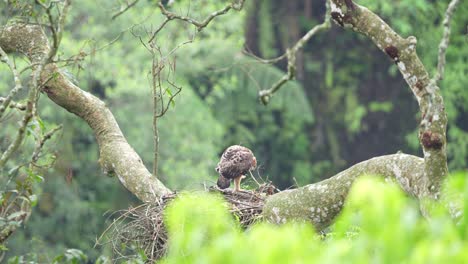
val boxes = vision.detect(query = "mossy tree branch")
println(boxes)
[0,24,172,202]
[262,0,459,230]
[264,154,424,230]
[327,0,449,198]
[435,0,460,83]
[0,0,459,238]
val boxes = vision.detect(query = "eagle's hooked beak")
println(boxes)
[252,156,257,170]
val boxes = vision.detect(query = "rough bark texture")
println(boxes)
[263,154,424,230]
[0,24,171,202]
[0,0,450,232]
[328,0,448,198]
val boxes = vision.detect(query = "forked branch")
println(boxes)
[257,2,331,105]
[149,0,246,42]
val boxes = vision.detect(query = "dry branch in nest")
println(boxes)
[211,182,277,226]
[98,183,277,262]
[96,193,176,262]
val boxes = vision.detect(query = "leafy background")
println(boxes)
[0,0,466,261]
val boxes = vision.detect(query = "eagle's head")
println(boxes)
[216,175,231,189]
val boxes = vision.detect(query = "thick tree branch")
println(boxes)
[0,24,172,202]
[263,154,424,230]
[434,0,460,83]
[8,1,71,164]
[0,2,458,241]
[328,0,449,198]
[261,0,460,227]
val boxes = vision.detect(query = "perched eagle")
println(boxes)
[216,145,257,192]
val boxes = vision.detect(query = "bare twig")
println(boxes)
[132,23,189,178]
[0,47,23,119]
[146,43,183,177]
[257,1,331,104]
[151,47,163,178]
[112,0,140,20]
[249,171,262,187]
[0,98,27,111]
[31,124,63,164]
[243,47,288,64]
[0,100,34,167]
[434,0,460,83]
[148,0,246,43]
[35,0,71,62]
[150,17,172,42]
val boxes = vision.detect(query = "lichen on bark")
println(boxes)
[0,0,454,232]
[263,154,424,230]
[0,23,171,202]
[328,0,448,198]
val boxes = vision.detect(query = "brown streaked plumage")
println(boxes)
[216,145,257,192]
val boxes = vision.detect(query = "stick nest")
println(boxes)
[98,183,277,262]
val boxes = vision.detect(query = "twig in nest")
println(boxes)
[210,182,278,226]
[98,182,278,261]
[96,193,176,262]
[249,170,262,187]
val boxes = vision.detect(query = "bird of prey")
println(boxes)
[215,145,257,192]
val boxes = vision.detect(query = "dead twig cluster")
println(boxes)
[210,184,274,227]
[149,0,246,43]
[100,182,277,262]
[97,193,176,262]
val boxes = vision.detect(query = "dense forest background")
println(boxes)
[0,0,466,260]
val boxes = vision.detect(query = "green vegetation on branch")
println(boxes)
[159,173,468,264]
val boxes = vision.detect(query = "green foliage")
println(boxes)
[164,192,236,261]
[52,249,88,264]
[247,0,468,177]
[1,0,467,261]
[178,37,315,186]
[7,248,89,264]
[159,173,468,263]
[3,0,237,258]
[258,0,277,58]
[368,101,393,113]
